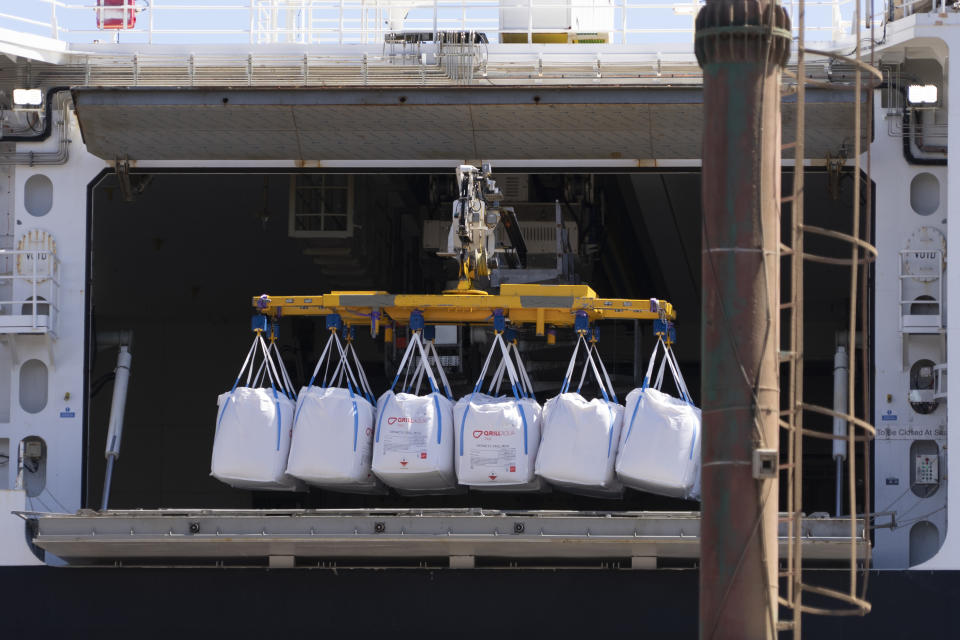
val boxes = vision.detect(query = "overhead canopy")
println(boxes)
[72,86,866,163]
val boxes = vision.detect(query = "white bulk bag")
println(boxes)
[455,331,543,490]
[689,458,702,501]
[616,337,701,499]
[286,327,381,492]
[536,334,624,492]
[336,339,388,494]
[372,329,456,492]
[212,331,298,490]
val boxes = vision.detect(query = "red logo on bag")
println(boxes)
[420,452,427,459]
[387,416,427,426]
[473,430,484,439]
[400,459,408,466]
[489,474,497,480]
[365,427,373,436]
[509,465,516,473]
[473,430,510,437]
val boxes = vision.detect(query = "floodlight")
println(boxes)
[908,84,938,105]
[12,88,43,107]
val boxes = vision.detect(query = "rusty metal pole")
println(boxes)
[694,2,791,639]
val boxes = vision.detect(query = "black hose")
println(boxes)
[2,86,70,142]
[91,372,116,397]
[902,107,946,165]
[880,82,947,166]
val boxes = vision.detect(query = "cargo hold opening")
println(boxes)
[85,170,871,515]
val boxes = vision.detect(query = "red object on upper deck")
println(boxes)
[96,0,136,30]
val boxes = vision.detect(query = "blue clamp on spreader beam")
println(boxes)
[492,309,506,333]
[423,325,436,341]
[326,313,343,332]
[590,325,600,343]
[504,326,518,343]
[251,315,269,333]
[409,310,425,332]
[574,310,589,334]
[347,325,356,341]
[653,318,677,345]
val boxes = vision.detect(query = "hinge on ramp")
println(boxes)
[115,155,152,203]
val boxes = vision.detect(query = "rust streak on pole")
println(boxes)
[695,1,791,638]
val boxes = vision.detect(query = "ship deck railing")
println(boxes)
[0,249,61,338]
[3,0,882,48]
[0,1,909,88]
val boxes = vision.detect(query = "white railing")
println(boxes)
[899,249,944,334]
[0,0,888,47]
[0,250,61,336]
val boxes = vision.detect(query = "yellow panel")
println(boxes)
[328,290,388,295]
[500,32,569,44]
[252,290,676,325]
[500,33,527,44]
[532,33,570,44]
[500,284,596,298]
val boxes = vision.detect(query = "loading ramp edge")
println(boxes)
[17,508,867,565]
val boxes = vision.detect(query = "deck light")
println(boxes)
[908,84,938,105]
[12,88,43,107]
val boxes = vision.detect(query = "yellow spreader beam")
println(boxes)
[253,284,674,337]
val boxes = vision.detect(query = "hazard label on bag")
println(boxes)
[469,443,517,472]
[383,430,428,454]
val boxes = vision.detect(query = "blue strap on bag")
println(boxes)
[217,324,288,451]
[376,313,450,444]
[625,336,696,452]
[459,330,529,456]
